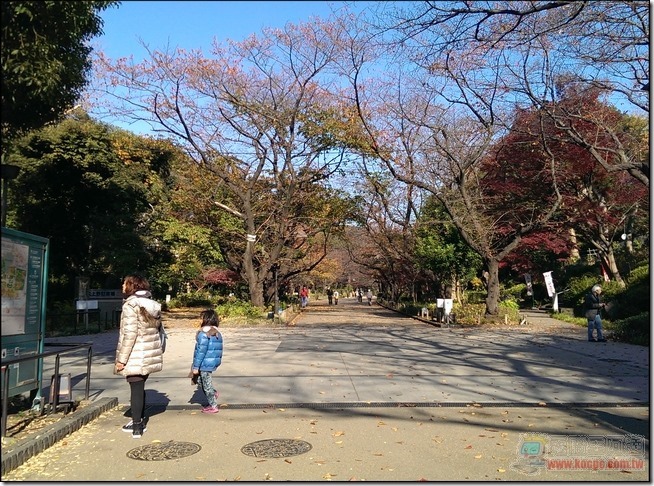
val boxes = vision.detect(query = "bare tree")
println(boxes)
[377,1,649,186]
[333,12,566,316]
[345,161,427,303]
[92,20,354,306]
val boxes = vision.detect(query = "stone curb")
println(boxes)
[1,396,118,476]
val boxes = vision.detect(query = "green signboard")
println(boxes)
[1,227,49,399]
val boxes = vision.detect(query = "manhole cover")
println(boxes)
[127,441,201,461]
[241,438,312,458]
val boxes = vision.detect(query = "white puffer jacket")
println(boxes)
[115,291,163,376]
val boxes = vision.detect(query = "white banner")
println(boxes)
[543,271,555,298]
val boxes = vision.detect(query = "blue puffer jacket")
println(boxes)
[192,326,223,372]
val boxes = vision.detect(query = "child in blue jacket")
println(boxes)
[191,309,223,413]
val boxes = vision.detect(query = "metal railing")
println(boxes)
[1,342,92,437]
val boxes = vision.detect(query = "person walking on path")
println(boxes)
[333,289,339,305]
[115,274,164,438]
[327,287,334,305]
[300,286,309,308]
[584,284,607,342]
[191,309,224,414]
[366,289,373,306]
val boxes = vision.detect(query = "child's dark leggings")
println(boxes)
[127,375,148,423]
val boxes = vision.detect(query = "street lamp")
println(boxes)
[1,163,21,227]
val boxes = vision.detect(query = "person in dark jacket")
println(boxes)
[191,309,224,413]
[584,284,607,342]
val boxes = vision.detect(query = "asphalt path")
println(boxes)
[2,298,649,481]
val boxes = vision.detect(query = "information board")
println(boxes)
[2,229,48,336]
[1,227,49,399]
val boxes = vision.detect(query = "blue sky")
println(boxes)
[94,1,368,60]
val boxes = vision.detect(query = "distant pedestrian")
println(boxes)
[357,288,363,303]
[115,274,164,439]
[366,289,373,305]
[327,287,334,305]
[300,286,309,308]
[333,290,339,305]
[191,309,224,413]
[584,284,607,342]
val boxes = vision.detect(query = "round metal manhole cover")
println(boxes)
[241,439,312,458]
[127,441,202,461]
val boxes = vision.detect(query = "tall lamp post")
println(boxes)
[1,163,21,227]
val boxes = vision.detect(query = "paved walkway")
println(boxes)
[2,299,650,481]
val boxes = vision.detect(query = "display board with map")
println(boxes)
[1,228,49,399]
[2,230,47,336]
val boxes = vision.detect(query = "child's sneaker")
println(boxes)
[202,405,219,414]
[132,421,145,438]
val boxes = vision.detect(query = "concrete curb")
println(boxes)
[1,396,118,476]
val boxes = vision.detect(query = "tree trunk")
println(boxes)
[568,228,580,262]
[484,258,501,316]
[603,249,626,288]
[243,239,265,307]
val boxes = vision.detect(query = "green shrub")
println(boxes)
[611,312,649,346]
[566,274,601,311]
[452,302,485,325]
[626,264,649,285]
[618,264,651,319]
[283,295,300,307]
[498,298,521,323]
[464,290,486,304]
[398,303,423,316]
[168,291,214,308]
[501,283,526,302]
[216,300,264,319]
[551,312,587,327]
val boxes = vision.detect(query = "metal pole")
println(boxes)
[85,346,92,400]
[1,366,9,437]
[52,355,61,414]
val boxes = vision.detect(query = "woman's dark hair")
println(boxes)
[123,274,150,297]
[201,309,219,327]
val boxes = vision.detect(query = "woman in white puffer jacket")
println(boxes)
[115,274,163,438]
